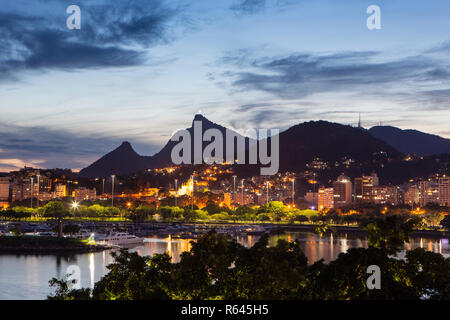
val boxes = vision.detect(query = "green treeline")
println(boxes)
[48,216,449,300]
[2,201,449,229]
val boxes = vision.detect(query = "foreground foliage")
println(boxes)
[48,216,449,300]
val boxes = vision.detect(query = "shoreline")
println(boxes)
[2,219,448,238]
[0,236,110,255]
[0,246,108,255]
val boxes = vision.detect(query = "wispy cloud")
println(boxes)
[0,158,46,172]
[0,122,159,171]
[229,0,298,15]
[0,0,182,81]
[218,47,450,110]
[230,0,266,15]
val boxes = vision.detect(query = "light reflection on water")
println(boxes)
[0,232,448,300]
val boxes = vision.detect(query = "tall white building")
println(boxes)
[318,187,334,210]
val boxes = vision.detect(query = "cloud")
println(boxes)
[230,0,266,15]
[0,158,46,172]
[0,122,160,171]
[228,101,315,129]
[0,0,181,81]
[229,0,298,15]
[213,44,450,129]
[218,48,450,112]
[237,102,274,112]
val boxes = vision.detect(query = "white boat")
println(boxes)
[96,232,144,246]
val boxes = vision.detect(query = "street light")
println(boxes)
[71,201,79,218]
[30,177,34,209]
[191,174,195,210]
[174,179,178,207]
[241,179,244,206]
[111,175,116,207]
[126,202,132,220]
[36,174,40,209]
[291,178,295,207]
[232,175,237,214]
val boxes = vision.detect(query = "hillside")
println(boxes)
[369,126,450,156]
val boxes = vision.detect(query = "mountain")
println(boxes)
[78,141,149,178]
[368,126,450,156]
[276,121,401,171]
[147,114,252,169]
[79,115,403,178]
[78,114,250,178]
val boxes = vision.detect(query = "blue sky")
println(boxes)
[1,0,450,171]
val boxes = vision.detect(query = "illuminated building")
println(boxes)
[73,187,97,201]
[11,177,36,201]
[354,172,379,202]
[0,177,10,207]
[333,174,352,207]
[235,191,255,206]
[318,187,334,210]
[404,185,420,205]
[177,177,194,196]
[439,177,450,206]
[37,175,52,193]
[223,193,232,207]
[36,192,53,202]
[11,179,25,202]
[371,186,399,205]
[419,181,439,207]
[195,181,209,192]
[54,184,68,198]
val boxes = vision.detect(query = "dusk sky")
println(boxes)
[1,0,450,172]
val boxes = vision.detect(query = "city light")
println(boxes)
[71,201,79,209]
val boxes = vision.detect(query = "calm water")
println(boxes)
[0,232,448,300]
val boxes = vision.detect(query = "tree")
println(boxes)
[48,277,91,300]
[441,215,450,230]
[173,230,241,299]
[85,204,106,217]
[130,205,155,223]
[159,206,184,221]
[235,206,257,221]
[228,235,309,299]
[405,248,450,299]
[41,201,70,237]
[209,212,230,221]
[424,212,444,227]
[204,202,223,215]
[260,201,289,221]
[365,215,419,255]
[92,250,173,300]
[48,229,450,300]
[41,201,69,217]
[314,222,329,237]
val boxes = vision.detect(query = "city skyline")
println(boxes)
[1,0,450,172]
